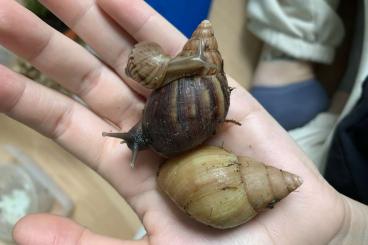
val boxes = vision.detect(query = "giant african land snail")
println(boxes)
[103,20,232,167]
[158,146,302,229]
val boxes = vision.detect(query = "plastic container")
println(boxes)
[0,145,73,242]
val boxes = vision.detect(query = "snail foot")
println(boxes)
[193,39,217,75]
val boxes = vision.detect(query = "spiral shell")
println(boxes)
[125,42,171,89]
[179,19,222,70]
[103,20,231,167]
[140,20,229,157]
[157,146,303,229]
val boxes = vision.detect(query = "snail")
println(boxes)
[103,20,235,167]
[157,146,303,229]
[125,39,217,89]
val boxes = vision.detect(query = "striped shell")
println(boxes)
[125,42,171,89]
[141,20,230,156]
[102,20,231,166]
[143,71,229,156]
[178,20,223,70]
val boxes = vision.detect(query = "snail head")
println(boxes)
[102,122,151,168]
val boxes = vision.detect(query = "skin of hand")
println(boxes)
[0,0,366,244]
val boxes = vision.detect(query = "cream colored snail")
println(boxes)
[157,146,303,229]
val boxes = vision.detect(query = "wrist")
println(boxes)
[330,195,368,244]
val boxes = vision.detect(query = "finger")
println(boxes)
[0,64,160,200]
[37,0,150,95]
[0,0,142,124]
[97,0,187,55]
[0,65,111,169]
[38,0,133,69]
[13,214,148,245]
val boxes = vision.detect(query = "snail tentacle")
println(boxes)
[130,144,139,168]
[102,122,151,168]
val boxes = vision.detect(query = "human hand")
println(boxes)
[0,0,363,244]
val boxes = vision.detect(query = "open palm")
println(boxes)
[0,1,348,244]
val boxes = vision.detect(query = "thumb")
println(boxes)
[13,214,148,245]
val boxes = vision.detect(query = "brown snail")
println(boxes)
[125,39,217,89]
[103,20,234,167]
[157,146,303,229]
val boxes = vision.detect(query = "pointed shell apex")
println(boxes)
[283,171,303,192]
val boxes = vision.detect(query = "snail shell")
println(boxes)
[157,146,303,229]
[142,71,229,157]
[103,20,232,167]
[178,19,222,71]
[139,20,230,157]
[125,42,171,89]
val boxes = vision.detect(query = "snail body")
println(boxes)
[103,20,231,166]
[157,146,303,229]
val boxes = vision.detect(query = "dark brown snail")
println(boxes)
[103,20,234,167]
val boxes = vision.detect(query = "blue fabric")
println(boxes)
[250,79,329,130]
[145,0,212,37]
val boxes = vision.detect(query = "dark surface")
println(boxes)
[324,0,367,204]
[325,78,368,204]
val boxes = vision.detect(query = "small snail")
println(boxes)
[157,146,303,229]
[125,39,217,89]
[103,20,234,167]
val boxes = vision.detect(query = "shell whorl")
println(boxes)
[125,42,171,89]
[179,20,223,70]
[237,156,302,212]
